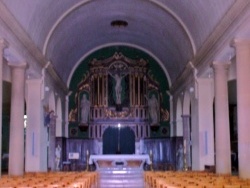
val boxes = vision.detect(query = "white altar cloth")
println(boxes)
[89,154,151,171]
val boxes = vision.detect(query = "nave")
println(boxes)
[0,171,250,188]
[144,171,250,188]
[0,172,98,188]
[2,0,250,181]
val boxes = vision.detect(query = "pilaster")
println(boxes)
[182,115,191,168]
[191,78,214,170]
[25,78,47,172]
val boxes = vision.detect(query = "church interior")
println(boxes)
[1,0,250,187]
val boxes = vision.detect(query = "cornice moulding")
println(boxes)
[0,2,68,93]
[171,0,250,94]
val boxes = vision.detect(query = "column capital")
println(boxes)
[212,61,230,71]
[0,38,9,50]
[8,62,28,69]
[231,38,250,48]
[181,115,190,118]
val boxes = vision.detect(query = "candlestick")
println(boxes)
[149,150,153,171]
[86,149,89,171]
[183,153,188,171]
[183,139,186,154]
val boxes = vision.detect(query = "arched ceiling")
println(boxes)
[1,0,236,85]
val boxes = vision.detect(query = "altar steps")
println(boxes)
[98,171,145,188]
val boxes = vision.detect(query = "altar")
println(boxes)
[89,154,151,172]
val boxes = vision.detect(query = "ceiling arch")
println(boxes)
[42,0,196,56]
[1,0,236,85]
[44,0,194,83]
[42,0,92,55]
[148,0,196,55]
[67,42,172,87]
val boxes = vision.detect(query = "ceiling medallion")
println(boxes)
[111,20,128,27]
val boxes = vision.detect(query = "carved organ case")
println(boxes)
[75,52,162,140]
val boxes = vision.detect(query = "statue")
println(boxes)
[44,107,56,127]
[80,94,90,124]
[145,94,159,125]
[69,108,77,122]
[55,144,61,170]
[49,110,56,123]
[176,144,184,171]
[110,74,126,105]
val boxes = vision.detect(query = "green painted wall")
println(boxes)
[69,46,170,138]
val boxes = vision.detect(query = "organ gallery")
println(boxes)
[67,50,171,156]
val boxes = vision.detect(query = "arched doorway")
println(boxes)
[103,126,135,154]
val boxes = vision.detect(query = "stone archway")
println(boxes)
[103,126,135,154]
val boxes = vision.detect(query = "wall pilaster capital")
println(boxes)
[181,115,190,118]
[0,38,9,50]
[26,78,43,85]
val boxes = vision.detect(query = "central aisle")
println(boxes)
[98,171,145,188]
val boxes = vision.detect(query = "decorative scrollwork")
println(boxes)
[104,108,134,118]
[69,108,77,122]
[161,108,170,122]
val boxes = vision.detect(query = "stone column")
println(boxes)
[213,62,231,174]
[182,115,191,168]
[0,39,8,177]
[233,39,250,179]
[8,62,27,176]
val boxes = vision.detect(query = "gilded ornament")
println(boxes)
[161,108,169,121]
